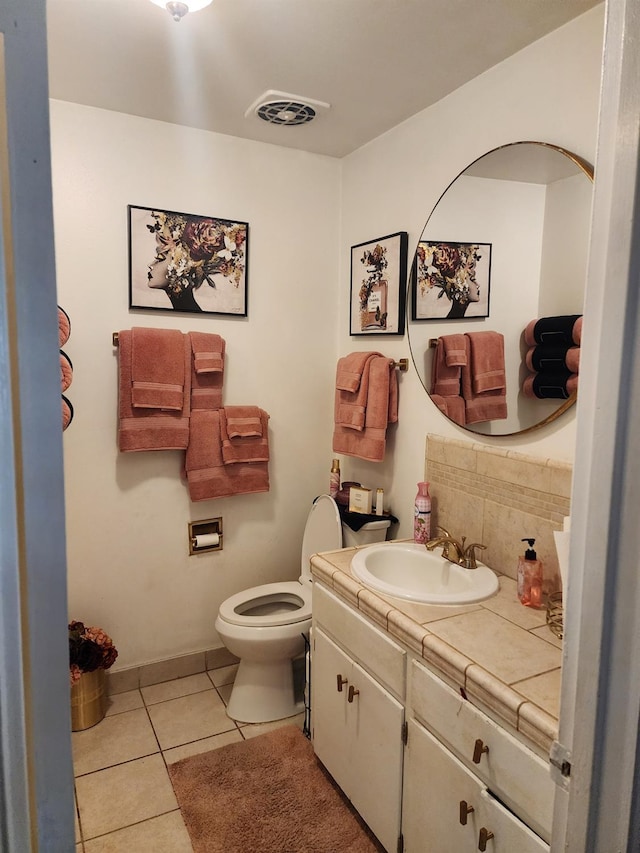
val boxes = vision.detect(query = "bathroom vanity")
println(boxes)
[310,543,560,853]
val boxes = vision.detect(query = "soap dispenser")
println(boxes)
[517,538,543,608]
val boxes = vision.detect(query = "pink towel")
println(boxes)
[60,351,73,392]
[118,330,191,451]
[466,331,506,393]
[430,394,466,426]
[522,372,578,399]
[461,336,507,424]
[185,410,269,501]
[334,352,380,430]
[190,332,225,374]
[219,407,270,464]
[430,338,462,398]
[525,345,580,375]
[58,306,71,347]
[222,406,263,438]
[573,316,582,345]
[130,327,185,410]
[442,334,467,367]
[62,395,74,431]
[335,351,376,393]
[333,356,397,462]
[189,333,225,411]
[524,315,582,347]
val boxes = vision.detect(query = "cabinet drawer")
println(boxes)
[410,659,554,842]
[313,583,406,699]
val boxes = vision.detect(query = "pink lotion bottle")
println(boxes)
[517,538,543,607]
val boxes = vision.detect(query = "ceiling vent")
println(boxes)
[245,90,330,127]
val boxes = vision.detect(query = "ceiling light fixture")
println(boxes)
[150,0,213,22]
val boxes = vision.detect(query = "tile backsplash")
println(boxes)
[425,434,571,593]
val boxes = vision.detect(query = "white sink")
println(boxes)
[350,541,499,605]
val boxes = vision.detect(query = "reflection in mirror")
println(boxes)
[408,141,593,436]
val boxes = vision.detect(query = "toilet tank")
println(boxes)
[341,518,390,548]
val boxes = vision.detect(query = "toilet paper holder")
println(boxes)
[188,517,223,555]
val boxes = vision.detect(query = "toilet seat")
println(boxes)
[218,581,312,628]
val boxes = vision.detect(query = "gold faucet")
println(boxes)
[426,526,486,569]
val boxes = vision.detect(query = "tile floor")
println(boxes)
[72,664,304,851]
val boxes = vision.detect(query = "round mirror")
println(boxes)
[407,141,593,436]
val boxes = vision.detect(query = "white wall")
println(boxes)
[51,4,604,671]
[50,103,341,668]
[338,6,604,537]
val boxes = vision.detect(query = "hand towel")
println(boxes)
[461,336,507,424]
[190,332,225,374]
[189,333,225,411]
[430,338,462,398]
[430,393,466,426]
[219,407,270,464]
[335,351,376,393]
[186,410,269,501]
[524,315,582,347]
[118,330,191,452]
[58,306,71,348]
[442,334,467,367]
[222,405,263,438]
[466,331,506,394]
[333,356,397,462]
[60,350,73,392]
[334,352,380,431]
[525,345,580,375]
[522,371,578,400]
[131,327,185,410]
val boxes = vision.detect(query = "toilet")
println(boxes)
[215,494,390,723]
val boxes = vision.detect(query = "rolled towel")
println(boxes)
[525,345,580,374]
[522,371,578,399]
[524,315,582,347]
[60,350,73,392]
[573,315,583,345]
[58,306,71,347]
[62,394,74,431]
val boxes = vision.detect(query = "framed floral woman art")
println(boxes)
[411,240,491,321]
[128,205,249,315]
[349,231,408,336]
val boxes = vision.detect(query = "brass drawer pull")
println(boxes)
[336,674,348,692]
[478,827,494,851]
[459,800,475,825]
[473,738,489,764]
[347,685,360,703]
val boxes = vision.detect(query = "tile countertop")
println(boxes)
[310,542,563,757]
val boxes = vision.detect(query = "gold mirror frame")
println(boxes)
[408,141,594,438]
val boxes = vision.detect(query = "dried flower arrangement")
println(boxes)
[69,621,118,687]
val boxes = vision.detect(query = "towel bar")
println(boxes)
[113,332,409,373]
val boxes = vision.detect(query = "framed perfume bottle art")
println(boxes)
[349,231,408,336]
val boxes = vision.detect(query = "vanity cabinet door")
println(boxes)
[403,720,549,853]
[312,627,404,853]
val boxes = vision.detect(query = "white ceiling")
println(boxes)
[46,0,602,159]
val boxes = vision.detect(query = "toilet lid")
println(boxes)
[218,581,312,627]
[300,494,343,580]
